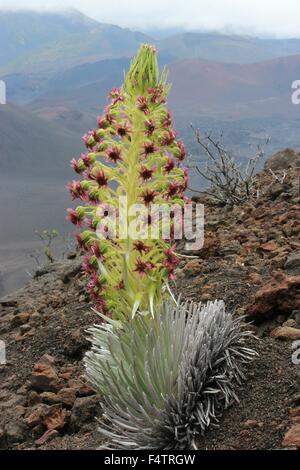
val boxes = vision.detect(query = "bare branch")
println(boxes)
[191,125,268,205]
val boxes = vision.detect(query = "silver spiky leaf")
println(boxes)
[85,298,256,449]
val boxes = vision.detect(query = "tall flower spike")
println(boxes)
[67,44,188,320]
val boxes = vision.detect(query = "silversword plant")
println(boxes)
[85,298,256,449]
[68,44,255,450]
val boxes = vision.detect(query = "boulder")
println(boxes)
[283,424,300,448]
[44,404,66,431]
[70,396,99,431]
[245,273,300,321]
[63,329,89,358]
[35,429,59,447]
[270,326,300,341]
[284,251,300,274]
[4,421,27,445]
[60,260,82,284]
[30,357,60,392]
[25,403,66,431]
[265,148,300,172]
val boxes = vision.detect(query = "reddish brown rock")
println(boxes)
[245,273,300,321]
[283,424,300,448]
[63,329,89,358]
[56,388,76,407]
[258,241,279,253]
[248,272,262,285]
[70,396,99,431]
[39,392,60,405]
[25,404,50,427]
[67,379,95,397]
[271,326,300,341]
[10,312,30,329]
[35,429,59,447]
[199,232,220,258]
[183,260,202,277]
[290,407,300,417]
[282,319,297,328]
[244,419,263,429]
[25,403,66,432]
[265,148,300,172]
[44,405,66,431]
[200,293,211,302]
[30,356,60,392]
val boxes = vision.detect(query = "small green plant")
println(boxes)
[34,229,59,264]
[67,44,188,320]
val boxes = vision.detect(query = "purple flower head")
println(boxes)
[87,273,104,293]
[97,116,109,129]
[148,85,165,104]
[136,96,149,114]
[91,169,109,188]
[71,158,85,174]
[67,181,85,200]
[109,87,124,105]
[134,259,155,279]
[106,146,122,163]
[95,297,109,315]
[164,157,175,174]
[104,106,116,125]
[116,122,131,138]
[134,241,150,254]
[90,242,103,259]
[167,181,182,198]
[141,142,157,157]
[141,189,158,206]
[145,119,156,136]
[161,130,177,146]
[76,233,88,252]
[83,132,95,149]
[83,255,97,274]
[163,245,179,271]
[163,111,172,128]
[66,208,84,226]
[81,153,92,168]
[177,140,186,161]
[139,165,155,181]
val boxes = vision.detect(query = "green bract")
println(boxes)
[68,44,188,320]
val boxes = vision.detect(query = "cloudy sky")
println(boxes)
[0,0,300,37]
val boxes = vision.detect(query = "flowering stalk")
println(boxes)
[67,44,188,320]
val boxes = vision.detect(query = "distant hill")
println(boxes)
[0,103,83,176]
[1,10,300,77]
[0,9,97,67]
[10,53,296,173]
[168,54,300,117]
[159,32,300,64]
[23,54,300,127]
[23,58,130,133]
[0,11,151,75]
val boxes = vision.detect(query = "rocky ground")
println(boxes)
[0,148,300,450]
